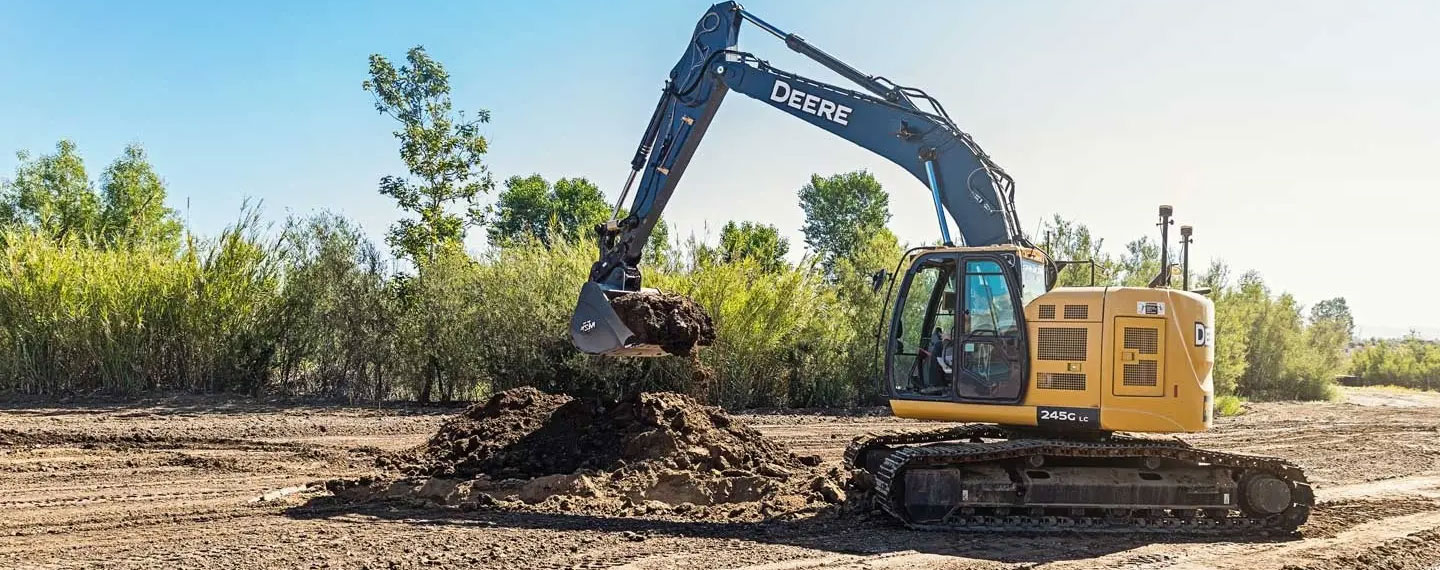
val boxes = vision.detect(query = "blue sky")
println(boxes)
[2,0,1437,337]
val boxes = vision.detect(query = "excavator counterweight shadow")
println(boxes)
[570,282,668,357]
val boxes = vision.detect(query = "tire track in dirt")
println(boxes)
[2,387,1440,569]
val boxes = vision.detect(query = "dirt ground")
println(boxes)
[3,386,1440,570]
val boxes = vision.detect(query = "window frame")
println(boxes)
[885,252,960,401]
[885,251,1031,405]
[951,253,1031,404]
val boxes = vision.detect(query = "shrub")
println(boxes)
[0,211,279,395]
[1214,394,1245,417]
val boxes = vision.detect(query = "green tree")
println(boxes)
[1304,297,1354,378]
[98,144,182,248]
[1351,334,1439,390]
[364,45,493,265]
[487,174,609,246]
[643,218,673,268]
[1117,236,1163,287]
[365,45,493,403]
[1040,214,1117,286]
[1309,297,1355,340]
[485,173,673,266]
[717,221,789,272]
[0,140,101,240]
[830,228,904,403]
[1208,265,1257,395]
[798,170,890,274]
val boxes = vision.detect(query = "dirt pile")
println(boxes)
[330,387,846,521]
[611,292,715,356]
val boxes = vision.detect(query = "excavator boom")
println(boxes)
[574,2,1023,356]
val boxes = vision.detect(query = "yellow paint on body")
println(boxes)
[887,246,1214,434]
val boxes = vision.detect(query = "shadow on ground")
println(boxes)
[285,497,1294,565]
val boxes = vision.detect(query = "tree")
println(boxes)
[1309,297,1355,340]
[643,218,673,268]
[364,46,493,265]
[1117,236,1163,287]
[1,140,100,240]
[1351,334,1440,390]
[484,174,675,266]
[1210,269,1264,395]
[826,227,903,403]
[1040,215,1117,286]
[487,174,609,246]
[717,221,788,272]
[98,144,182,248]
[1305,297,1354,373]
[273,213,395,400]
[798,170,890,274]
[365,45,493,403]
[1196,259,1230,292]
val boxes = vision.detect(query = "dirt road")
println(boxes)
[3,387,1439,569]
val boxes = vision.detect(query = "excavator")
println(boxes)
[570,2,1311,534]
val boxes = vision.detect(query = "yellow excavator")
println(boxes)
[570,2,1311,533]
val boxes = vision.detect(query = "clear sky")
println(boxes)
[2,0,1436,337]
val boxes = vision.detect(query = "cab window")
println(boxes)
[964,260,1017,336]
[1019,258,1047,306]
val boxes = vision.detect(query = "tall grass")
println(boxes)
[0,208,1346,407]
[0,212,278,395]
[0,213,888,406]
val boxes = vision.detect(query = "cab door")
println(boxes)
[953,257,1028,402]
[885,253,958,399]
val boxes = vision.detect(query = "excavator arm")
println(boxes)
[574,2,1025,356]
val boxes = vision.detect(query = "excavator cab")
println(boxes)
[886,247,1041,406]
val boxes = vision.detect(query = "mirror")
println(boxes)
[871,269,888,293]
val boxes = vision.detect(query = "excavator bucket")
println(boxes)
[571,282,716,357]
[570,282,668,357]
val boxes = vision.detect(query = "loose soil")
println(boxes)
[333,388,842,521]
[3,386,1440,569]
[611,291,716,356]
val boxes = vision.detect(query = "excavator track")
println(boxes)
[845,425,1312,534]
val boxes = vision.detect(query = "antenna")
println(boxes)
[1154,205,1174,287]
[1179,225,1194,290]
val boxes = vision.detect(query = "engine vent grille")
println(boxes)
[1038,305,1056,320]
[1124,327,1159,355]
[1063,305,1089,320]
[1038,372,1086,390]
[1037,328,1087,361]
[1123,360,1159,386]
